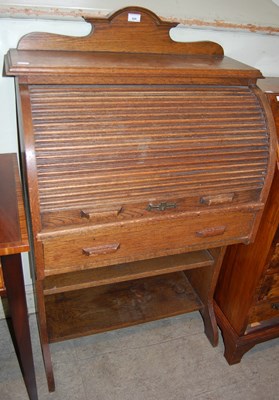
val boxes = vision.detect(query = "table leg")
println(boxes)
[2,254,38,400]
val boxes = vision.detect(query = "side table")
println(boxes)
[0,153,38,400]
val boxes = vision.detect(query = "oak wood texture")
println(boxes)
[0,153,38,400]
[45,271,203,342]
[5,50,262,86]
[26,85,268,225]
[4,8,262,86]
[43,250,214,295]
[16,7,224,56]
[40,208,256,275]
[4,6,276,392]
[214,77,279,364]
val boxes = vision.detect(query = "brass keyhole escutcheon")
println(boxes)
[146,202,177,212]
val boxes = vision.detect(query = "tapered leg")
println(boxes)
[200,301,219,346]
[2,254,38,400]
[35,279,55,392]
[184,247,227,347]
[40,329,55,392]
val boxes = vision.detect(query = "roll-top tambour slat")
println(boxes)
[33,121,266,133]
[28,84,269,215]
[37,161,267,184]
[32,112,262,121]
[35,143,266,155]
[36,149,268,164]
[33,120,263,131]
[35,157,268,179]
[32,108,262,120]
[37,181,260,203]
[39,181,264,211]
[34,135,267,147]
[37,163,266,185]
[36,130,264,138]
[29,86,254,95]
[36,159,268,176]
[38,183,264,202]
[39,179,261,199]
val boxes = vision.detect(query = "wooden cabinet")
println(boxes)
[214,77,279,364]
[4,7,276,391]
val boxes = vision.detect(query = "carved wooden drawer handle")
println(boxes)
[200,193,235,206]
[196,226,226,238]
[82,243,120,256]
[80,206,122,220]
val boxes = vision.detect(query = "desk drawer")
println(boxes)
[42,209,255,275]
[249,272,279,324]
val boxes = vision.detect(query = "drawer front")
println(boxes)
[250,263,279,323]
[42,209,255,274]
[269,243,279,272]
[248,298,279,325]
[257,272,279,301]
[266,228,279,273]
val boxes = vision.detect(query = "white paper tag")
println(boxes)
[128,13,141,22]
[276,95,279,101]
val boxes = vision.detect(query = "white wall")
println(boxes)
[0,19,91,317]
[171,26,279,77]
[0,11,279,313]
[2,0,279,29]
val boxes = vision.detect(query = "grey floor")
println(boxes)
[0,312,279,400]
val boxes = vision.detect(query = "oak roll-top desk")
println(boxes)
[4,7,276,391]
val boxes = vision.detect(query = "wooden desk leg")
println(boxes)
[35,280,55,392]
[2,254,38,400]
[184,247,227,347]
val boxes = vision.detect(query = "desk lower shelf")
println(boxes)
[43,250,214,295]
[45,271,203,342]
[43,248,224,344]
